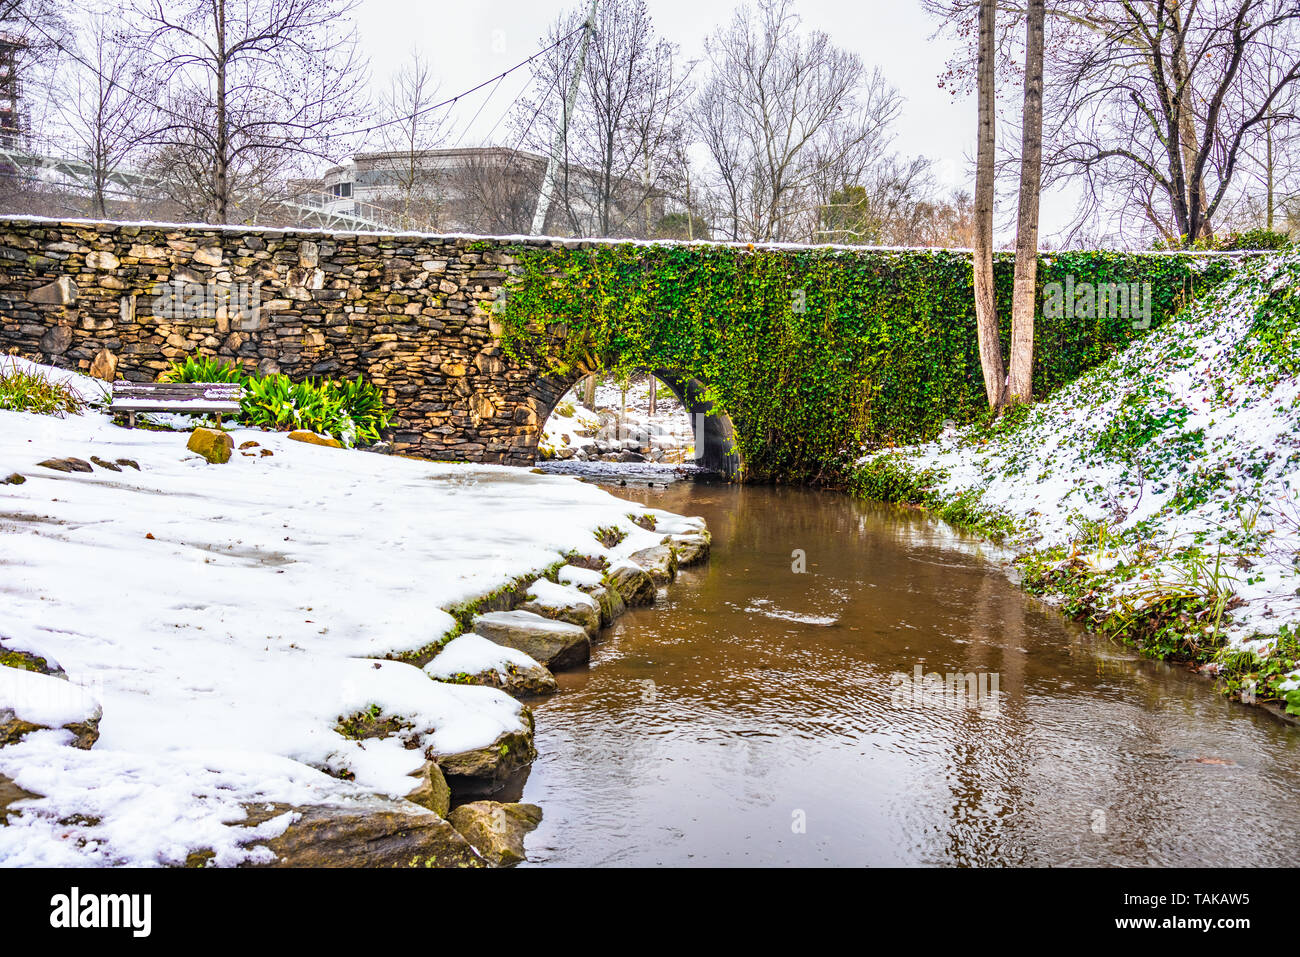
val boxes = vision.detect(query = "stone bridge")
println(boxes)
[0,217,741,474]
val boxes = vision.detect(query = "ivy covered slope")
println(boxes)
[854,251,1300,715]
[496,242,1233,482]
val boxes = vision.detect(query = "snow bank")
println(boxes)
[856,251,1300,654]
[0,387,687,865]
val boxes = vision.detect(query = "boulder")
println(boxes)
[288,430,343,449]
[436,719,537,797]
[446,801,543,867]
[88,348,118,381]
[187,428,233,464]
[471,610,591,670]
[596,583,627,627]
[0,643,63,676]
[628,544,677,585]
[0,668,101,749]
[245,798,484,868]
[37,457,93,473]
[518,578,601,637]
[670,529,712,566]
[2,473,25,485]
[404,760,452,818]
[424,634,557,697]
[607,559,655,606]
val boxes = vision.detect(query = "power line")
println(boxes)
[450,72,508,150]
[320,25,587,141]
[12,7,585,151]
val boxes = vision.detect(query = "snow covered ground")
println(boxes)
[855,252,1300,709]
[0,363,699,865]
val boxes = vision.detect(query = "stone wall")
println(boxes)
[0,217,574,465]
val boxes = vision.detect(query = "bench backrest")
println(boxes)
[111,381,245,402]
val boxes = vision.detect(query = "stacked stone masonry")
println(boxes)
[0,217,579,465]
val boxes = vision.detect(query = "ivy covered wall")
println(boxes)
[496,243,1239,483]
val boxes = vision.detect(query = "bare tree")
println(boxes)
[374,49,449,229]
[694,0,903,243]
[442,147,545,234]
[1043,0,1300,245]
[134,0,368,223]
[515,0,692,238]
[812,155,935,244]
[55,10,153,218]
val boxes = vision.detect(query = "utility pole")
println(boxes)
[530,0,599,236]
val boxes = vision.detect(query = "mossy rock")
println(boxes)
[187,427,233,464]
[288,430,343,449]
[436,714,537,798]
[446,801,543,867]
[243,798,484,868]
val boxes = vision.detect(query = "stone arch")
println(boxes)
[526,367,744,480]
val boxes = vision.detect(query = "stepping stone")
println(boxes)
[470,610,591,670]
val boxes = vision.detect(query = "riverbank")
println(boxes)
[0,360,710,866]
[852,251,1300,718]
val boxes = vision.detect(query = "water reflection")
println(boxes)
[521,482,1300,866]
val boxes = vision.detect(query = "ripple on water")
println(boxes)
[521,482,1300,867]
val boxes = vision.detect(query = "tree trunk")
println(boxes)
[1008,0,1045,403]
[1266,121,1275,231]
[973,0,1006,410]
[584,374,597,409]
[214,0,229,224]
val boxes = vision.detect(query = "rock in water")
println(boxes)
[436,720,538,797]
[628,544,677,585]
[519,578,601,637]
[246,799,484,868]
[670,529,712,566]
[424,634,558,697]
[607,560,656,606]
[187,428,233,464]
[404,760,452,818]
[288,430,343,448]
[447,801,543,867]
[471,610,591,670]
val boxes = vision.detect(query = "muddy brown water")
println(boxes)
[518,478,1300,867]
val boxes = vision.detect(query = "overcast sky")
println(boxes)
[356,0,1074,241]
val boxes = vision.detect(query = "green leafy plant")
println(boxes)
[0,365,85,416]
[159,355,248,385]
[494,244,1234,483]
[159,358,389,447]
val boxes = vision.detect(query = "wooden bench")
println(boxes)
[110,381,245,429]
